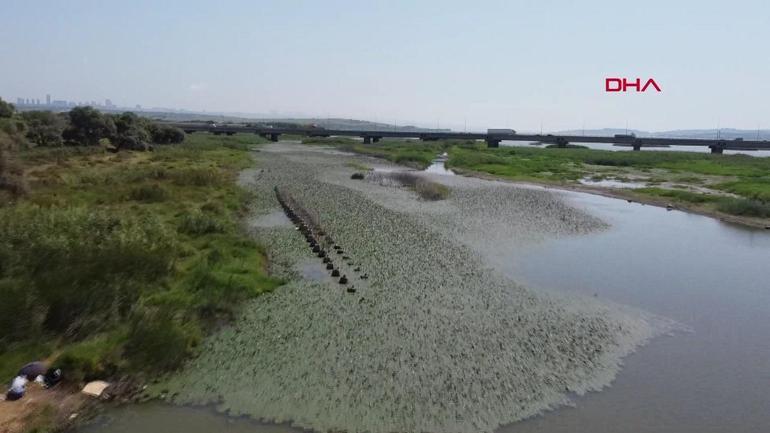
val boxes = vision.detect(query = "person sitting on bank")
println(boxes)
[6,375,28,401]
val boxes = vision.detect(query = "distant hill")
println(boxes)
[557,128,770,141]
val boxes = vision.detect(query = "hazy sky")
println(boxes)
[2,0,769,131]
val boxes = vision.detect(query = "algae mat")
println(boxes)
[158,144,672,433]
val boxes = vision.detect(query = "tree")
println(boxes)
[0,98,14,118]
[21,111,66,147]
[148,124,185,144]
[62,106,116,146]
[111,112,152,150]
[0,131,28,198]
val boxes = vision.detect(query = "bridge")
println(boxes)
[169,123,770,154]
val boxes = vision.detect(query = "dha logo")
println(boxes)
[605,78,661,92]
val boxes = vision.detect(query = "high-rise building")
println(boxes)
[105,99,114,108]
[16,98,24,105]
[46,94,51,105]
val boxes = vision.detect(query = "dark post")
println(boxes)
[270,133,279,142]
[363,136,372,144]
[486,138,500,148]
[555,137,569,148]
[633,139,642,151]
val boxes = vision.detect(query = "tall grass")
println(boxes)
[0,133,281,380]
[365,171,450,200]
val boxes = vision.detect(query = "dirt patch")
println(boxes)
[0,386,85,433]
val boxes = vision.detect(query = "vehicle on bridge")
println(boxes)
[487,128,517,135]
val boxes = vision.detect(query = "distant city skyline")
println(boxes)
[3,1,770,133]
[12,93,117,109]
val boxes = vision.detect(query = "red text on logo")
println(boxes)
[605,78,661,92]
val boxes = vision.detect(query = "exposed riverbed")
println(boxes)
[79,142,769,433]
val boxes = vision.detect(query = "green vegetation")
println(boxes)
[364,170,450,201]
[323,138,482,169]
[312,136,770,221]
[0,132,281,382]
[635,187,718,204]
[414,178,450,200]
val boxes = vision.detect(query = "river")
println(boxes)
[79,159,770,433]
[500,140,770,157]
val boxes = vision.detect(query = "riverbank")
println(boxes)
[150,142,674,433]
[452,167,770,229]
[0,134,281,433]
[304,138,770,228]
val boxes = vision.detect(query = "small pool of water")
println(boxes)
[423,156,455,175]
[578,177,647,189]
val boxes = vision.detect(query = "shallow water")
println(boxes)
[492,191,770,433]
[423,158,455,175]
[501,140,770,157]
[577,178,646,189]
[79,185,770,433]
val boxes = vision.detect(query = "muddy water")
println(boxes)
[493,191,770,433]
[79,187,770,433]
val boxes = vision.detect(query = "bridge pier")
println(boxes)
[486,138,500,148]
[710,141,726,154]
[555,137,569,148]
[226,131,236,136]
[270,133,279,142]
[633,139,642,151]
[373,136,381,143]
[363,136,372,144]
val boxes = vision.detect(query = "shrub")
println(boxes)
[21,111,66,147]
[148,124,185,144]
[55,332,126,383]
[716,198,770,218]
[179,211,225,235]
[0,206,176,338]
[128,184,170,203]
[124,306,197,371]
[415,178,450,200]
[0,146,29,198]
[171,167,225,186]
[0,278,43,345]
[62,106,116,146]
[0,98,14,118]
[365,171,450,200]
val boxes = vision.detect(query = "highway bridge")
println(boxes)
[169,123,770,154]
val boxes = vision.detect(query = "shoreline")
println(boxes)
[449,167,770,230]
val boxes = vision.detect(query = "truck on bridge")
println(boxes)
[487,128,516,135]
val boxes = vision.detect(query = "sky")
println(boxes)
[1,0,769,132]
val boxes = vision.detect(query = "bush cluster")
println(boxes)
[0,97,185,151]
[0,206,176,341]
